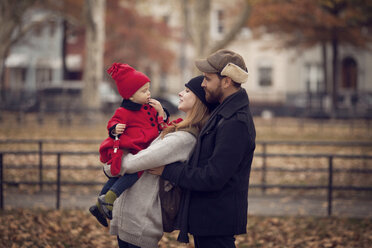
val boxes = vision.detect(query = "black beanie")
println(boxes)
[185,75,218,111]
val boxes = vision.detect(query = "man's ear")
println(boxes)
[222,77,233,89]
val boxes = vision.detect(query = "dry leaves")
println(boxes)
[0,209,116,248]
[241,215,372,248]
[0,210,371,248]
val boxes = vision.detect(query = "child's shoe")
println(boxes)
[89,203,108,227]
[98,195,113,220]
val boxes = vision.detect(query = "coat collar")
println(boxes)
[200,88,249,136]
[120,99,142,111]
[216,88,249,119]
[209,88,249,120]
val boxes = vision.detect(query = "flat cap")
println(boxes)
[195,49,248,83]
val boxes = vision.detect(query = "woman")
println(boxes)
[109,76,216,248]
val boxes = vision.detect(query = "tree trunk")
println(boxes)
[62,19,68,80]
[331,33,339,118]
[0,46,8,103]
[82,0,105,115]
[321,42,328,113]
[0,41,13,103]
[321,42,328,94]
[0,56,6,104]
[0,5,16,104]
[193,0,211,58]
[180,0,190,83]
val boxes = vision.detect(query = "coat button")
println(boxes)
[144,106,148,110]
[147,112,151,115]
[150,117,154,121]
[151,123,155,127]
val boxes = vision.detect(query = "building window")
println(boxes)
[258,66,273,87]
[159,70,167,92]
[341,57,357,90]
[49,20,56,37]
[304,63,324,93]
[33,24,42,37]
[36,68,52,87]
[67,30,78,44]
[10,67,27,90]
[162,15,170,25]
[217,10,224,34]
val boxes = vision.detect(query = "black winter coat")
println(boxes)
[162,88,256,242]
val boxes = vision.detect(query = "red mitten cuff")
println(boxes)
[110,149,123,176]
[169,118,183,125]
[158,115,168,130]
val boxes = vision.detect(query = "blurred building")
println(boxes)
[3,8,119,114]
[4,9,64,111]
[140,0,372,118]
[231,35,372,118]
[3,0,372,118]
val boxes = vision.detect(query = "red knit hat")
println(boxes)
[107,63,150,99]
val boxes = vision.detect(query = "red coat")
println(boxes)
[99,101,164,176]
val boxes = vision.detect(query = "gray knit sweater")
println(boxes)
[109,130,196,248]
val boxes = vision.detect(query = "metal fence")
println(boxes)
[0,139,372,216]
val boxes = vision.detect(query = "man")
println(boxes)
[150,49,256,248]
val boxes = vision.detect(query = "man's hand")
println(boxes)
[148,99,165,118]
[114,124,126,134]
[148,165,165,176]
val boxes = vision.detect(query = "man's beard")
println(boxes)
[205,87,222,104]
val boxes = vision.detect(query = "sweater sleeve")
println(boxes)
[120,131,196,175]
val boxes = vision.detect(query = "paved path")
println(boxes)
[248,194,372,218]
[3,191,371,218]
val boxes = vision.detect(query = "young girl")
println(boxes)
[90,63,168,226]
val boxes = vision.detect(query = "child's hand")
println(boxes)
[115,124,126,134]
[148,99,165,117]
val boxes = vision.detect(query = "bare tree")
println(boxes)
[0,0,43,100]
[183,0,251,58]
[81,0,105,115]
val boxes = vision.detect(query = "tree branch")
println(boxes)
[182,0,194,44]
[208,0,251,54]
[10,14,57,47]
